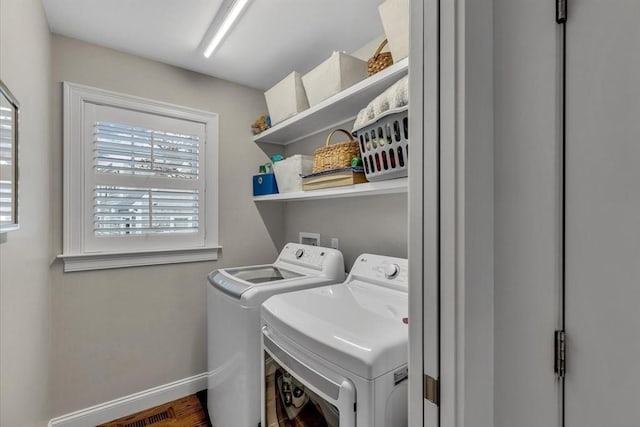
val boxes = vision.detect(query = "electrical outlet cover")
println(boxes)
[299,232,320,246]
[331,238,339,249]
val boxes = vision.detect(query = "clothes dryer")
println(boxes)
[207,243,345,427]
[261,253,409,427]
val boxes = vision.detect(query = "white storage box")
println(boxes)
[378,0,410,61]
[264,72,310,125]
[272,154,314,193]
[302,52,368,107]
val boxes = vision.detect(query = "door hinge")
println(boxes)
[424,374,440,406]
[556,0,567,23]
[555,330,566,378]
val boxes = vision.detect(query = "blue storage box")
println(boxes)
[253,173,279,196]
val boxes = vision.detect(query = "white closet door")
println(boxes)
[565,1,640,425]
[493,0,563,425]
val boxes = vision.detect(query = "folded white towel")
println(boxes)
[391,76,409,108]
[353,75,409,130]
[373,94,390,116]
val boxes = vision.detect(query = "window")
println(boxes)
[0,80,19,233]
[61,82,219,271]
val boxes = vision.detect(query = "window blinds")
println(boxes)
[94,121,199,178]
[0,106,13,224]
[93,186,199,235]
[92,121,201,236]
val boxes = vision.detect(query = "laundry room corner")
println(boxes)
[47,35,286,416]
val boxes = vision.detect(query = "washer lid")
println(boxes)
[209,266,308,300]
[225,265,304,284]
[262,280,408,380]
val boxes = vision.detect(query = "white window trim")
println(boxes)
[60,82,220,272]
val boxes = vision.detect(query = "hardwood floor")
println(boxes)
[98,391,211,427]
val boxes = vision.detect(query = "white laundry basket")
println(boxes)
[353,106,408,181]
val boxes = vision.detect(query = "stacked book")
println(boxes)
[302,167,367,191]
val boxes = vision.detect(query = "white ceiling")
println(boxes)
[41,0,385,90]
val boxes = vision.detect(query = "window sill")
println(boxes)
[58,246,222,272]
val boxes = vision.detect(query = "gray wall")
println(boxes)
[49,35,285,415]
[285,194,408,269]
[280,126,408,270]
[0,0,52,426]
[493,0,562,425]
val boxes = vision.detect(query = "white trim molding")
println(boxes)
[408,0,441,426]
[58,246,222,272]
[439,0,495,426]
[48,373,208,427]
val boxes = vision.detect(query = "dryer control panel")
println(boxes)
[349,253,409,291]
[277,243,345,275]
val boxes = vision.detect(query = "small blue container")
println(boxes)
[253,173,279,196]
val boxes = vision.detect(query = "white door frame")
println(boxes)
[408,0,440,425]
[409,0,495,426]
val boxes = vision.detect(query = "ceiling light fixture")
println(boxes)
[203,0,251,58]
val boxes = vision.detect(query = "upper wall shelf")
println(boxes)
[253,58,409,145]
[253,178,407,202]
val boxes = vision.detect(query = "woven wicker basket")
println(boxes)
[367,39,394,76]
[312,129,361,173]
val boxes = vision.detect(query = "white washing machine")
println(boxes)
[261,253,409,427]
[207,243,345,427]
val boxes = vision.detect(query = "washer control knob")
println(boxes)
[384,263,400,279]
[295,248,305,259]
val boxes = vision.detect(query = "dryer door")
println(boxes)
[262,328,356,427]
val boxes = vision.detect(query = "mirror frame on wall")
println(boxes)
[0,80,20,233]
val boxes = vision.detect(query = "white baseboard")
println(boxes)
[49,372,208,427]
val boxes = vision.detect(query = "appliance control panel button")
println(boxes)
[295,248,304,259]
[384,263,400,279]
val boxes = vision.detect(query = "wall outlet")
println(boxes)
[331,238,339,250]
[299,232,320,246]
